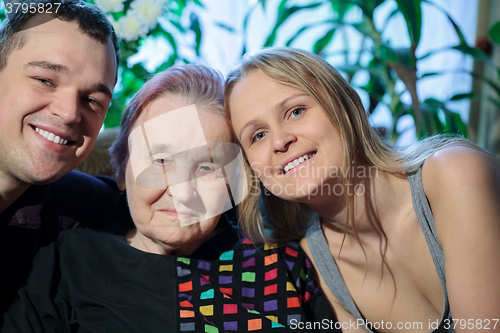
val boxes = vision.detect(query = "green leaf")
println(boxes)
[362,74,386,113]
[489,21,500,44]
[449,92,480,101]
[421,98,468,137]
[192,0,204,7]
[329,0,356,20]
[452,44,497,70]
[380,44,398,63]
[169,0,187,16]
[487,97,500,109]
[214,22,235,33]
[154,30,178,54]
[420,72,441,79]
[381,8,399,33]
[285,20,331,46]
[422,0,466,44]
[350,0,384,19]
[313,28,336,54]
[168,19,186,33]
[130,63,150,78]
[104,102,124,128]
[419,99,448,137]
[422,69,500,98]
[336,65,387,80]
[241,0,260,54]
[390,101,409,138]
[453,44,491,63]
[264,1,323,47]
[189,12,202,56]
[381,45,417,69]
[351,22,377,39]
[394,0,422,46]
[440,105,468,137]
[420,44,499,78]
[417,46,452,61]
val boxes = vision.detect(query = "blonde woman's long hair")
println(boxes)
[224,47,480,245]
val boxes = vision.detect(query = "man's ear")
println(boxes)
[117,173,126,191]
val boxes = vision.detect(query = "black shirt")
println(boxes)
[0,171,132,316]
[2,228,335,332]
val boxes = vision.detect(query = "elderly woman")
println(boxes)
[2,65,334,332]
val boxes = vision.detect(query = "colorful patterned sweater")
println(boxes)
[1,229,336,332]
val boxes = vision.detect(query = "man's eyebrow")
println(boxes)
[93,83,113,100]
[24,61,68,74]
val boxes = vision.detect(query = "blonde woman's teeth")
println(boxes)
[35,127,68,145]
[284,153,316,173]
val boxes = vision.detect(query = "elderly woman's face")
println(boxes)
[124,95,233,255]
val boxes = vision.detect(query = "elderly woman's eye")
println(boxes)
[154,158,167,165]
[199,164,214,173]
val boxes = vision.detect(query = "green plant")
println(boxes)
[243,0,479,142]
[91,0,206,128]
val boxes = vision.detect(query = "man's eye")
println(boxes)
[85,97,103,107]
[290,108,304,118]
[251,131,267,143]
[35,77,53,86]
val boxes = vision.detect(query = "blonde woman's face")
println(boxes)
[229,69,343,202]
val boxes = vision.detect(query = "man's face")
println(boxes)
[0,17,117,185]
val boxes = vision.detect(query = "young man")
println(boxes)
[0,0,131,316]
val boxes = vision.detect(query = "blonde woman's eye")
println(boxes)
[290,108,304,118]
[154,158,166,165]
[251,131,267,143]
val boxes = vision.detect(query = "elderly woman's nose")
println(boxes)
[166,181,198,204]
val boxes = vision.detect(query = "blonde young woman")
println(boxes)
[225,47,500,333]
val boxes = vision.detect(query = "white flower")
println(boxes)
[115,13,149,42]
[94,0,125,13]
[130,0,165,30]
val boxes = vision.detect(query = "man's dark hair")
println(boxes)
[0,0,120,73]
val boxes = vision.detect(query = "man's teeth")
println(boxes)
[35,127,68,145]
[283,153,316,173]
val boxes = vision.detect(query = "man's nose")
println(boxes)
[49,91,82,124]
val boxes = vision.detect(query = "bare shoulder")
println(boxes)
[421,145,500,202]
[420,144,500,248]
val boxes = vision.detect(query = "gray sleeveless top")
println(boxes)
[305,164,454,332]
